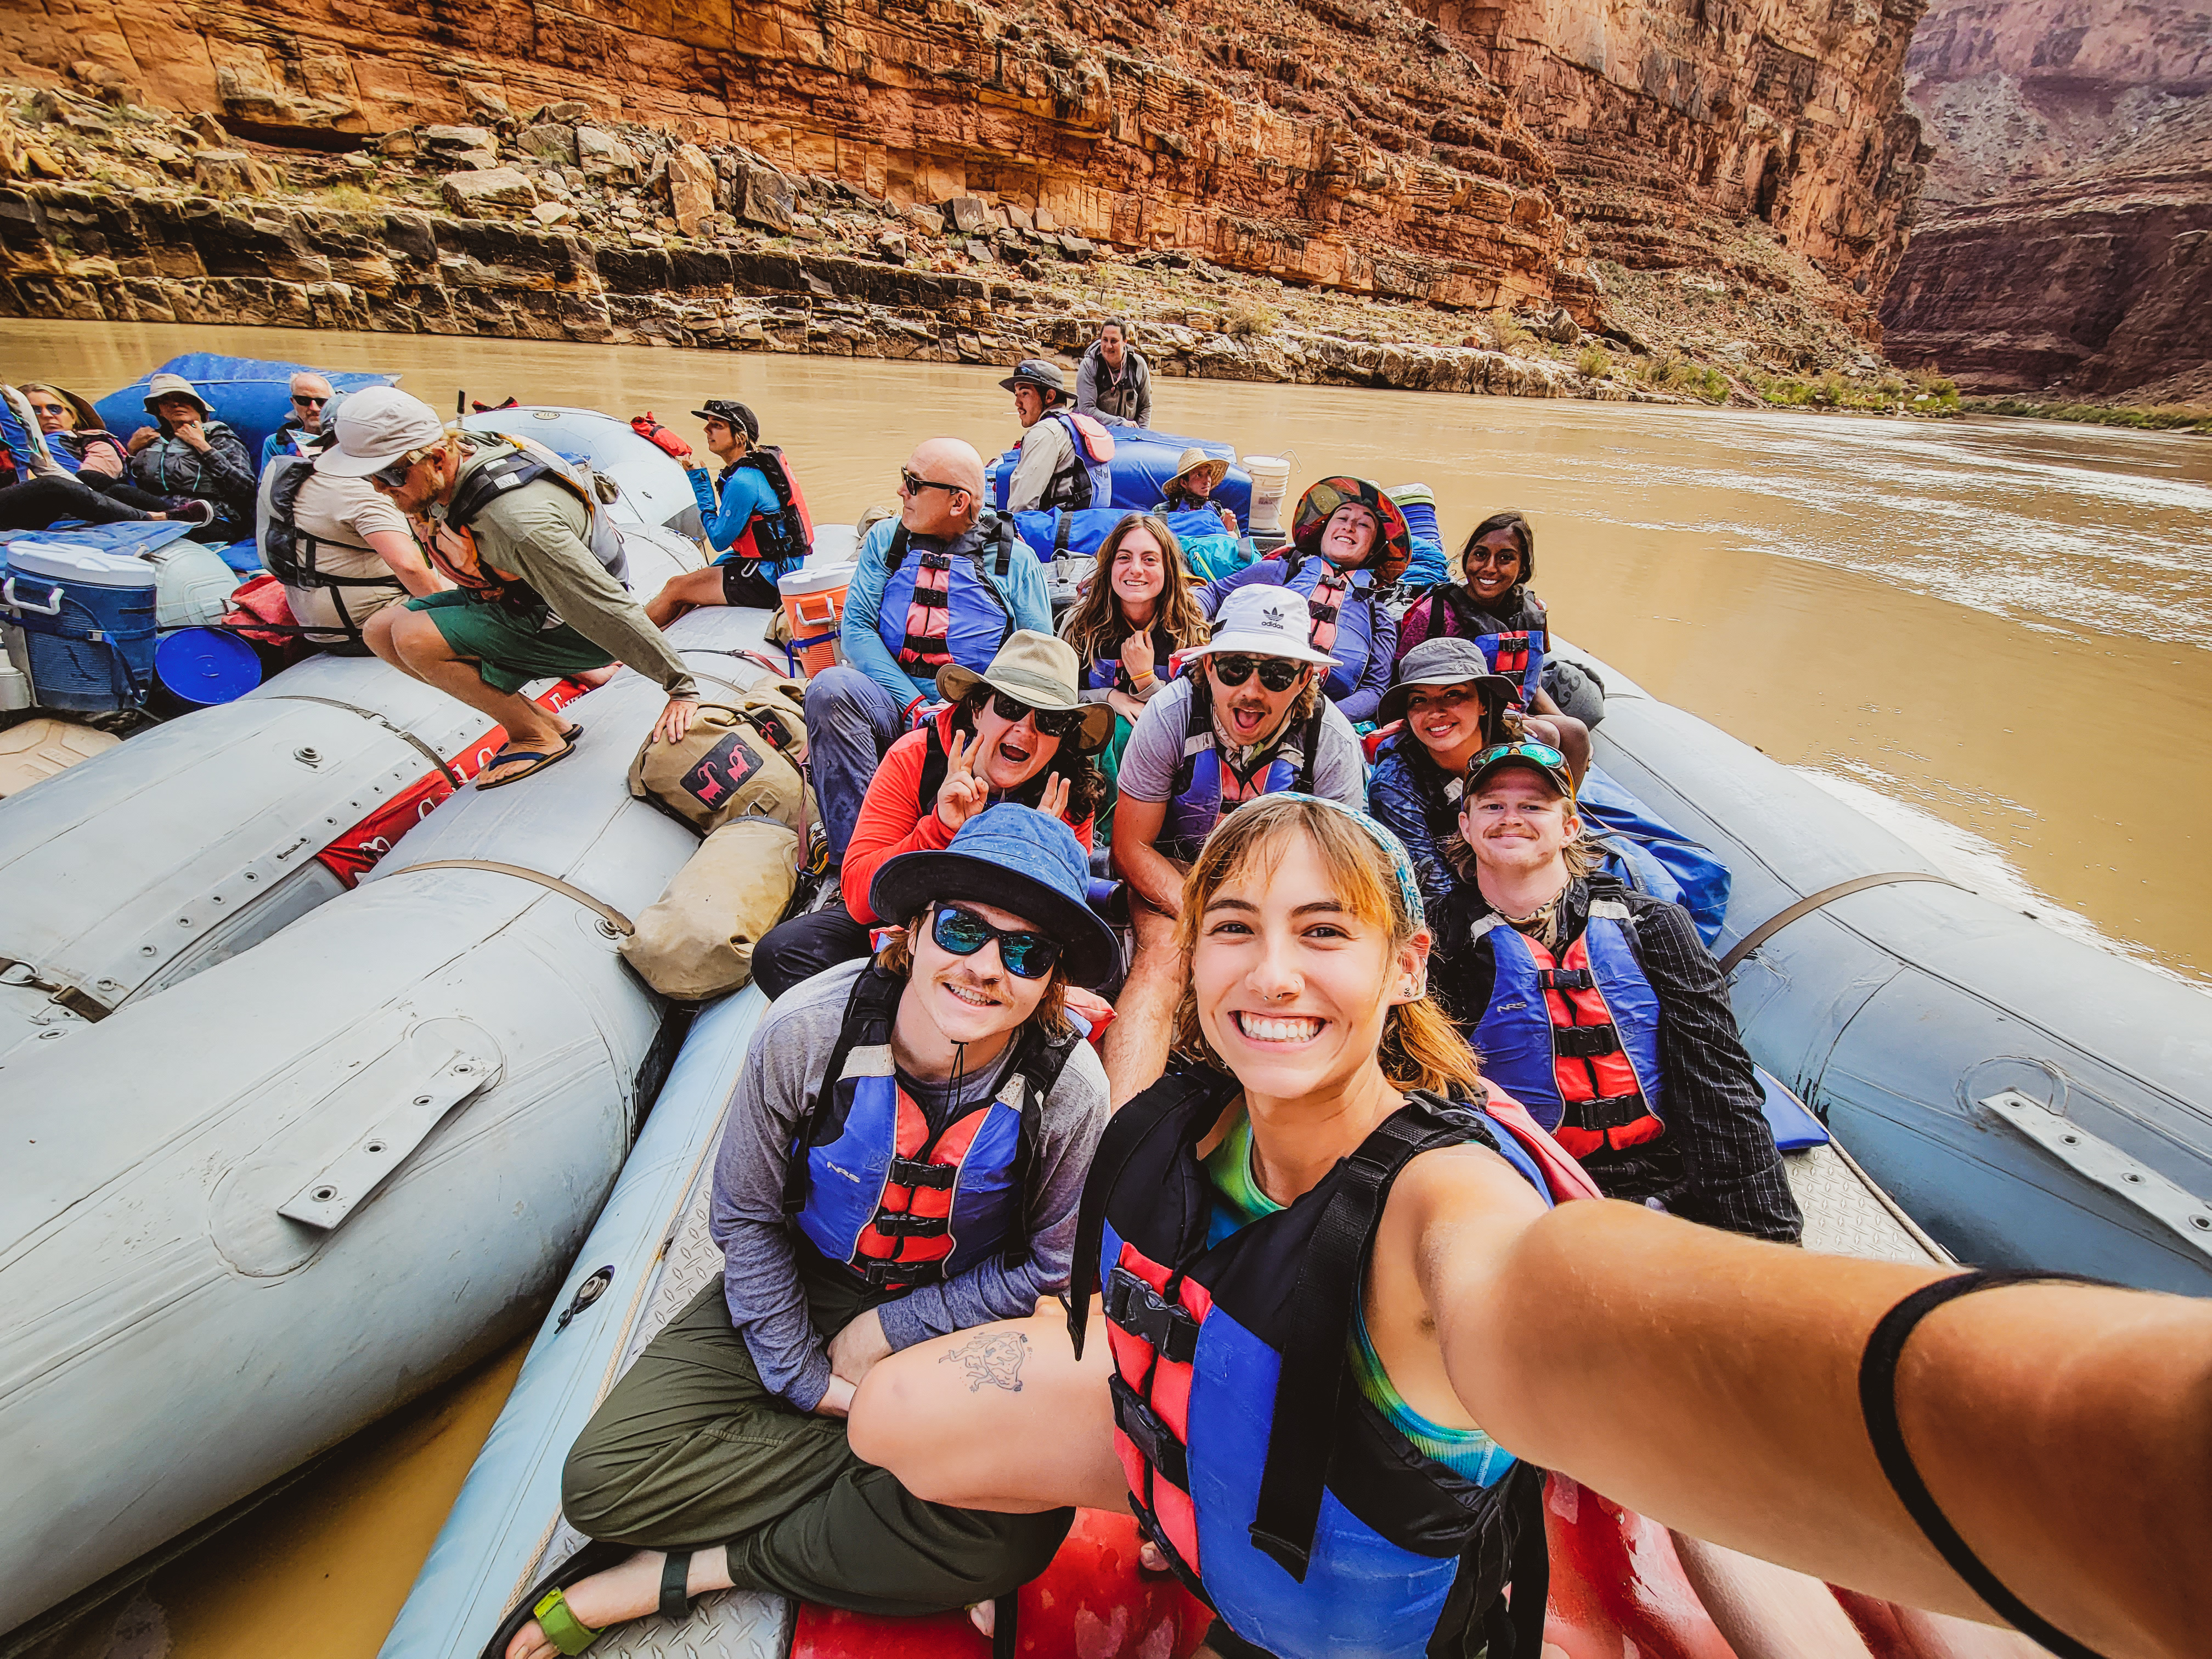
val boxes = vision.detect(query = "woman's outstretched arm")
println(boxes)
[1420,1197,2212,1659]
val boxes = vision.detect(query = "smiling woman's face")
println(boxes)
[1320,504,1380,568]
[1193,829,1414,1103]
[1463,527,1524,602]
[1110,527,1167,612]
[968,696,1062,792]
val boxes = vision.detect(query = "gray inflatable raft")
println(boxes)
[0,605,768,1635]
[1559,641,2212,1297]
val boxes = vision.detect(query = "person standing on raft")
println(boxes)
[490,806,1118,1659]
[846,794,1593,1659]
[643,397,813,624]
[326,387,700,788]
[1432,740,1801,1240]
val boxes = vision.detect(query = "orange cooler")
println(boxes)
[777,562,853,679]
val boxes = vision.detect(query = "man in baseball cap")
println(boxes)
[998,358,1111,514]
[1099,583,1367,1104]
[326,385,702,788]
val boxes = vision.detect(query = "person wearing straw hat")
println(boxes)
[1101,583,1365,1104]
[123,371,258,541]
[1431,740,1799,1240]
[755,629,1111,998]
[1199,475,1408,723]
[1156,447,1238,537]
[492,803,1115,1659]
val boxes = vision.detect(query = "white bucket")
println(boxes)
[1243,454,1294,535]
[146,541,243,630]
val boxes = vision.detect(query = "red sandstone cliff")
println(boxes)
[0,0,1921,334]
[1881,0,2212,402]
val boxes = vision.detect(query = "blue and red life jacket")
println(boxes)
[1272,552,1385,706]
[1069,1074,1585,1659]
[718,445,814,572]
[782,964,1076,1287]
[1159,678,1321,862]
[1038,409,1115,511]
[1079,623,1169,706]
[1468,885,1666,1159]
[1418,585,1548,709]
[876,516,1022,676]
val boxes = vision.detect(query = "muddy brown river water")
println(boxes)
[10,319,2210,1658]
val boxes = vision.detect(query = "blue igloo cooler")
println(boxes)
[1,540,159,712]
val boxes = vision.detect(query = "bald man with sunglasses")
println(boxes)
[1101,583,1366,1104]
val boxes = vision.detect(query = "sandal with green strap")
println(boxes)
[478,1545,702,1659]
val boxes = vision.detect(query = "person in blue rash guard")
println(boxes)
[805,437,1049,868]
[644,398,813,625]
[1198,476,1407,724]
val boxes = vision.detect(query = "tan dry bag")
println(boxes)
[627,678,813,838]
[619,819,802,998]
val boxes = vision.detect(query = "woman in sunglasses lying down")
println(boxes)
[494,805,1120,1659]
[751,630,1113,998]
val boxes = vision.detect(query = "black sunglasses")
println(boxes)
[930,904,1060,979]
[900,468,965,497]
[1209,654,1302,693]
[988,690,1082,738]
[369,445,439,489]
[292,394,329,408]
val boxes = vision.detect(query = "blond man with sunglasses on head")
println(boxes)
[322,387,698,788]
[1101,583,1366,1105]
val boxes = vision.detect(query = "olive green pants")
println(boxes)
[561,1282,1072,1616]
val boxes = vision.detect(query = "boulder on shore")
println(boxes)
[440,166,538,218]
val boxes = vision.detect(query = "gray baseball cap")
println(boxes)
[315,386,448,477]
[997,358,1068,403]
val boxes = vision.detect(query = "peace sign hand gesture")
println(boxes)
[1036,770,1071,823]
[934,728,991,832]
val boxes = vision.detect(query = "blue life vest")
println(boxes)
[1069,1075,1561,1659]
[781,964,1075,1287]
[876,516,1020,676]
[1040,409,1114,511]
[1467,886,1667,1160]
[1159,679,1321,862]
[1415,585,1547,708]
[1079,623,1167,706]
[1276,553,1384,704]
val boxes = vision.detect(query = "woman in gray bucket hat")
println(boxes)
[125,371,256,541]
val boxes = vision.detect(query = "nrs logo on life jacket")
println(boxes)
[876,517,1020,675]
[1070,1078,1590,1659]
[782,966,1076,1286]
[1470,891,1666,1158]
[427,437,628,608]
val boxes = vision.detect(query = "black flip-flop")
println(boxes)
[477,1538,629,1659]
[476,737,577,791]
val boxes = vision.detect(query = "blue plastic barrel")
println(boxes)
[155,627,264,706]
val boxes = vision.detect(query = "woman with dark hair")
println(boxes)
[1058,512,1210,832]
[752,630,1111,997]
[1397,509,1604,726]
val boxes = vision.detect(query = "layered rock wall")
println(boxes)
[1882,0,2212,402]
[1,0,1925,334]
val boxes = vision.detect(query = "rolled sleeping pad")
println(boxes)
[986,432,1253,525]
[0,649,586,1064]
[1009,506,1245,569]
[94,352,398,466]
[1576,762,1730,947]
[0,605,776,1634]
[1386,483,1451,591]
[1558,635,2212,1297]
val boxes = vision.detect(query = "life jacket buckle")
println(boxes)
[1103,1266,1200,1364]
[1571,1092,1650,1131]
[870,1211,951,1238]
[885,1156,956,1190]
[1109,1373,1189,1487]
[1537,967,1594,992]
[1550,1024,1624,1059]
[860,1258,938,1288]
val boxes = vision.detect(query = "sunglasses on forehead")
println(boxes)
[987,689,1083,738]
[1209,654,1303,692]
[930,904,1061,979]
[1466,740,1569,780]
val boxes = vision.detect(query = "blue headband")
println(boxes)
[1269,793,1425,930]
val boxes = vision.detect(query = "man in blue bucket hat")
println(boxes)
[489,804,1114,1659]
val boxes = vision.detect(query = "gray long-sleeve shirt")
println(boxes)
[708,960,1109,1408]
[1075,341,1152,427]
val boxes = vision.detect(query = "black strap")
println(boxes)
[1248,1102,1480,1581]
[990,1592,1019,1659]
[445,448,549,529]
[781,967,898,1217]
[1291,708,1321,794]
[1858,1269,2110,1659]
[1000,1030,1075,1268]
[1550,1024,1622,1060]
[657,1550,693,1622]
[1567,1092,1648,1132]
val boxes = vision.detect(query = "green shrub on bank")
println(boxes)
[1960,399,2212,434]
[1576,345,1612,378]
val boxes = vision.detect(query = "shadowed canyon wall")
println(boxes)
[2,0,1926,334]
[1882,0,2212,402]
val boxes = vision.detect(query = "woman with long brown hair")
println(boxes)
[1059,511,1209,832]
